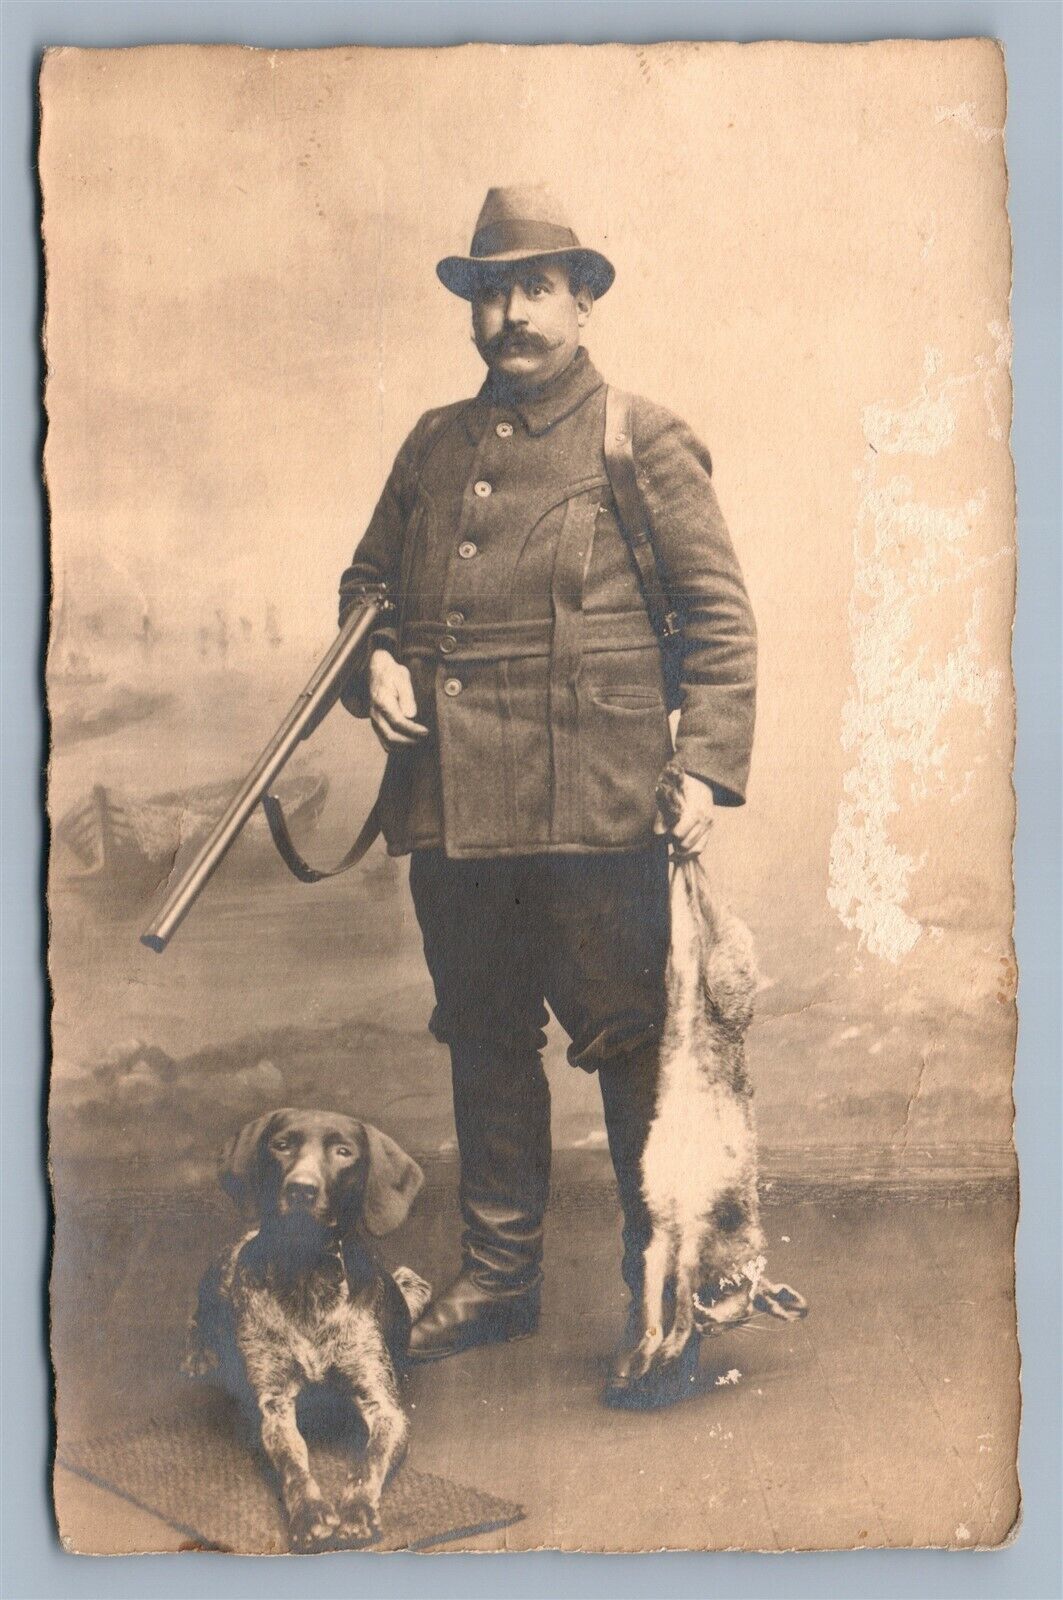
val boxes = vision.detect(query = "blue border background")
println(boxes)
[3,4,1059,1596]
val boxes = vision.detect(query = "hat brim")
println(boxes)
[436,247,615,301]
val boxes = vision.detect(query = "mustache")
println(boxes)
[478,327,564,359]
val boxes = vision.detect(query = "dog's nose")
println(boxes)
[284,1181,320,1208]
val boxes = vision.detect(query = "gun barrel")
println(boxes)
[140,593,387,953]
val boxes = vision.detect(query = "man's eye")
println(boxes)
[529,282,549,296]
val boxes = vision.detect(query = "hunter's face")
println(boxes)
[471,260,591,391]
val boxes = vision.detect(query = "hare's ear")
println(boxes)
[219,1109,289,1211]
[753,1280,810,1323]
[359,1123,424,1237]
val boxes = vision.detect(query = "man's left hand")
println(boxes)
[654,773,715,856]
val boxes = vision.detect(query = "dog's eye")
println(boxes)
[270,1137,290,1151]
[334,1145,352,1158]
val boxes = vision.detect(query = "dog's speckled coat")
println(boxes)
[182,1109,430,1551]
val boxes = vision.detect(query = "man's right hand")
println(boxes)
[368,649,429,751]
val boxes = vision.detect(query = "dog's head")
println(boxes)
[219,1107,424,1237]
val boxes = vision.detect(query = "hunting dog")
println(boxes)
[183,1108,431,1551]
[611,764,807,1394]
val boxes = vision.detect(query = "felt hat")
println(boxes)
[436,185,615,300]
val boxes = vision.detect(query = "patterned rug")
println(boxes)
[59,1414,524,1553]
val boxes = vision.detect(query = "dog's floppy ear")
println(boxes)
[219,1109,291,1211]
[359,1122,424,1236]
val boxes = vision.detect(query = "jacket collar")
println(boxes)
[463,347,604,442]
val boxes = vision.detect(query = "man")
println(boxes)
[339,186,756,1393]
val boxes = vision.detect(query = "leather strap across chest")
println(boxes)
[603,387,682,644]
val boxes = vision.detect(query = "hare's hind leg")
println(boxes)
[609,1226,672,1384]
[655,1223,700,1366]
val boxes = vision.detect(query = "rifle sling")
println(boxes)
[262,792,382,883]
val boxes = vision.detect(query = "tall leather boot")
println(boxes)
[407,1043,550,1362]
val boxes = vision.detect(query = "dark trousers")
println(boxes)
[409,845,669,1295]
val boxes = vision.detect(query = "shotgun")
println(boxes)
[140,586,392,953]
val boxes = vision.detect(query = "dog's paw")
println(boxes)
[287,1494,340,1552]
[753,1280,809,1322]
[392,1265,432,1322]
[337,1491,382,1547]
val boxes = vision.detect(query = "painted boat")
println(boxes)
[55,773,329,897]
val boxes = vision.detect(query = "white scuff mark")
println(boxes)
[569,1129,609,1149]
[955,1523,972,1542]
[976,320,1013,442]
[828,340,1007,962]
[934,103,1003,143]
[834,1024,864,1043]
[715,1368,742,1387]
[742,1254,767,1296]
[864,350,956,455]
[867,338,1011,458]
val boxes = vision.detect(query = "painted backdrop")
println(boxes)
[42,42,1015,1194]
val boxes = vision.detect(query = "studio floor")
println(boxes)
[52,1166,1020,1554]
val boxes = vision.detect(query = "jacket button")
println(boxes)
[443,677,462,697]
[445,610,465,628]
[473,480,492,497]
[439,635,457,655]
[495,421,513,438]
[458,540,478,559]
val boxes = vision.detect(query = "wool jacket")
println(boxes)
[339,349,756,859]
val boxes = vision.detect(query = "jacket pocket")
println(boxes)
[577,686,673,846]
[588,687,665,710]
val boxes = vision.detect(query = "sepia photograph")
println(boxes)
[41,39,1019,1554]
